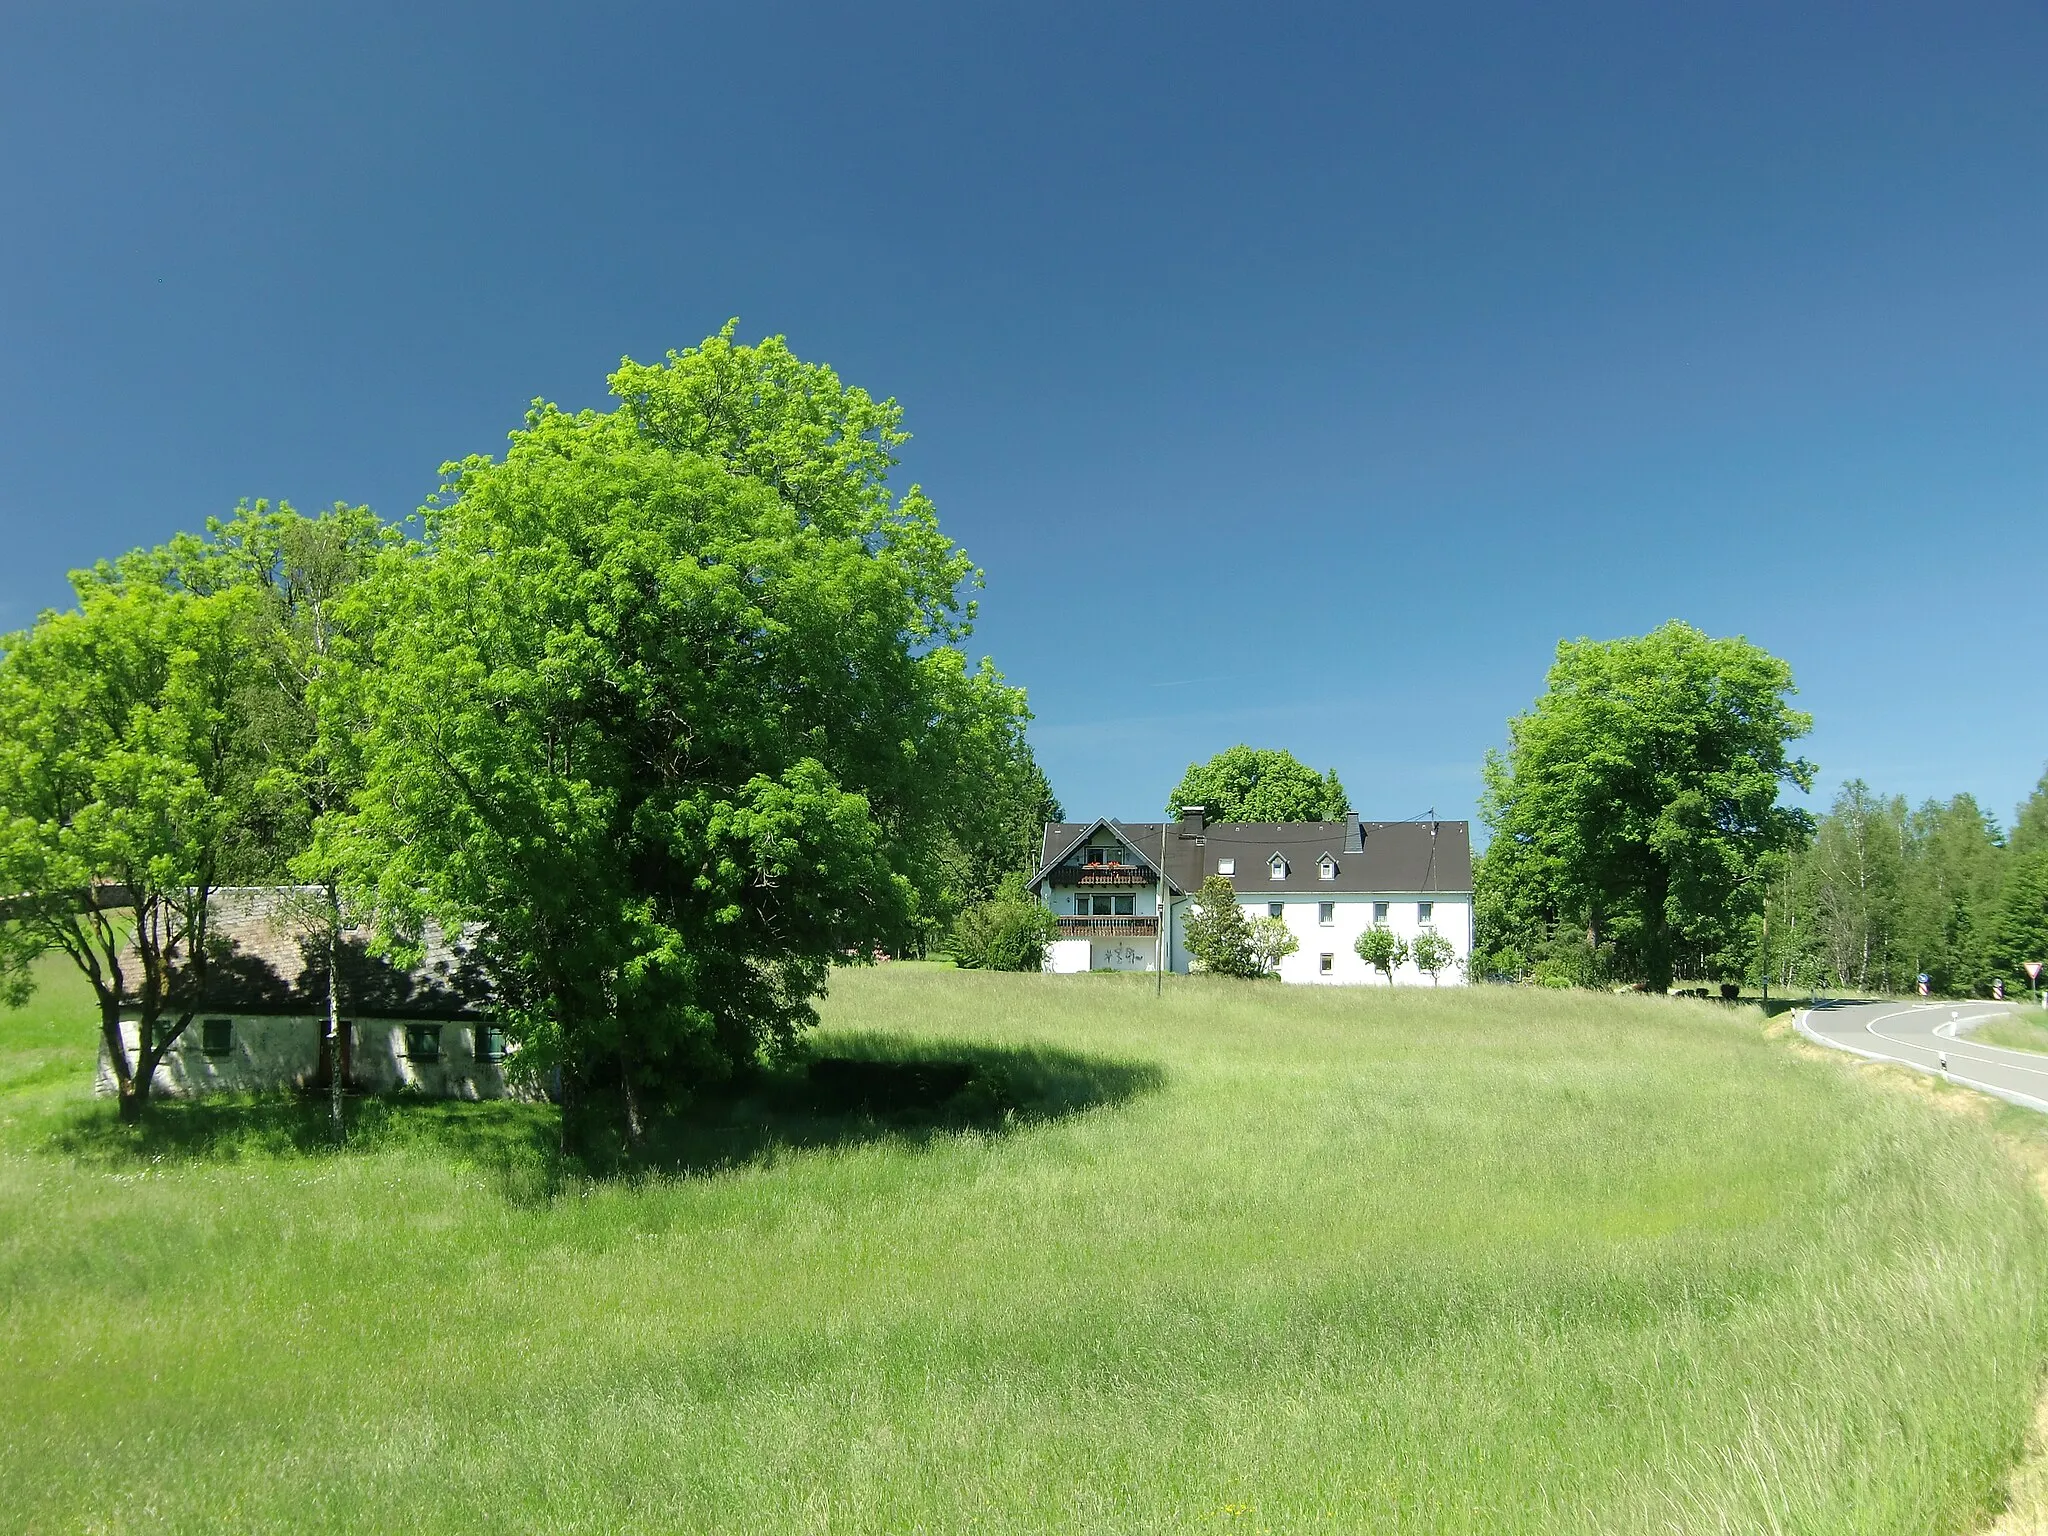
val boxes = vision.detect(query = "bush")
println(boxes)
[1183,876,1261,978]
[950,889,1060,972]
[1246,916,1298,977]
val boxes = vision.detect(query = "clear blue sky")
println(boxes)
[4,3,2044,834]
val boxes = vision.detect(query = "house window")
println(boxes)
[405,1024,442,1062]
[1319,953,1334,975]
[1080,894,1134,916]
[1319,857,1336,880]
[1269,855,1287,880]
[1373,900,1390,922]
[1418,901,1434,922]
[475,1026,507,1062]
[1085,847,1104,864]
[1319,902,1335,926]
[1216,858,1235,876]
[201,1018,233,1057]
[1267,902,1285,920]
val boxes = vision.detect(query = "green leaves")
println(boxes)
[1354,924,1408,983]
[1165,746,1349,824]
[1183,875,1260,978]
[1480,621,1814,990]
[337,328,1028,1131]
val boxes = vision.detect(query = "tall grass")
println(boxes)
[1974,1013,2048,1056]
[2,963,2044,1532]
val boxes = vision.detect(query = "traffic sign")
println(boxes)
[2027,960,2043,983]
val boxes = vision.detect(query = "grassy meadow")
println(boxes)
[4,961,2048,1533]
[1975,1012,2048,1057]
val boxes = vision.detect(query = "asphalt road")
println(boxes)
[1797,998,2048,1113]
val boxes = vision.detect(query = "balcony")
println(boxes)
[1056,916,1158,938]
[1046,863,1151,888]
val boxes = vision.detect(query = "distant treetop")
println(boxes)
[1165,746,1349,824]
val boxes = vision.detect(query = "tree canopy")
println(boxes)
[1479,621,1814,992]
[0,550,264,1116]
[1165,746,1348,824]
[334,328,1029,1151]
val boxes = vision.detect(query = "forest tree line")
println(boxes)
[1760,776,2048,997]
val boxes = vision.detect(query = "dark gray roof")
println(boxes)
[1033,819,1472,896]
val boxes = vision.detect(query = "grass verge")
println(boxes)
[3,964,2046,1532]
[1975,1013,2048,1057]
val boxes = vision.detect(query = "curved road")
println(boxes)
[1798,999,2048,1113]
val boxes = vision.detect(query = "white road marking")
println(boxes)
[1794,1003,2048,1115]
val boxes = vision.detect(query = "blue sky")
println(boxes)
[3,3,2044,834]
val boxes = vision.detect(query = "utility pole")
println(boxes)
[1156,830,1166,997]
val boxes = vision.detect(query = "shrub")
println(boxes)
[950,886,1060,972]
[1183,876,1260,978]
[1246,916,1298,977]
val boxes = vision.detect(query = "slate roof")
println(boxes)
[118,886,493,1019]
[1034,819,1472,897]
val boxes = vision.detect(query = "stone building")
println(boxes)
[95,887,520,1101]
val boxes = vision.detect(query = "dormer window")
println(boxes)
[1268,854,1288,880]
[1216,858,1235,876]
[1318,856,1337,881]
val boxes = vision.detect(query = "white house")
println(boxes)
[1026,807,1474,985]
[94,886,525,1102]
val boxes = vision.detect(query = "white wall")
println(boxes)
[1177,892,1471,985]
[97,1015,528,1100]
[1044,939,1093,974]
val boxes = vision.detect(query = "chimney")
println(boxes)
[1178,804,1206,838]
[1343,811,1362,854]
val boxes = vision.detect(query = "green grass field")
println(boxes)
[4,960,2047,1533]
[1973,1012,2048,1057]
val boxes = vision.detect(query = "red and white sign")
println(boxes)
[2027,960,2044,983]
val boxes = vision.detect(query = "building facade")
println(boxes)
[93,886,524,1102]
[1027,807,1474,985]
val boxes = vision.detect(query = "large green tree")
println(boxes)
[336,328,1029,1152]
[0,554,262,1118]
[1480,621,1814,992]
[1164,746,1348,823]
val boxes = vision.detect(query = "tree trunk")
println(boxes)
[1641,869,1674,993]
[98,993,135,1114]
[125,1011,193,1121]
[326,915,345,1144]
[621,1059,646,1153]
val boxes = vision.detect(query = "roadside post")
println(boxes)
[2026,959,2043,1007]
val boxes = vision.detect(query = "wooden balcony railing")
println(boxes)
[1045,863,1150,888]
[1056,916,1158,938]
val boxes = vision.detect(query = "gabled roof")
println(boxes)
[1034,818,1473,897]
[1028,817,1172,891]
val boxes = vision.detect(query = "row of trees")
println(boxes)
[1759,777,2048,996]
[0,326,1056,1146]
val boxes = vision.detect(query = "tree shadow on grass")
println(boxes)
[43,1036,1165,1201]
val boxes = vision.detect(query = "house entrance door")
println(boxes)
[313,1018,354,1091]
